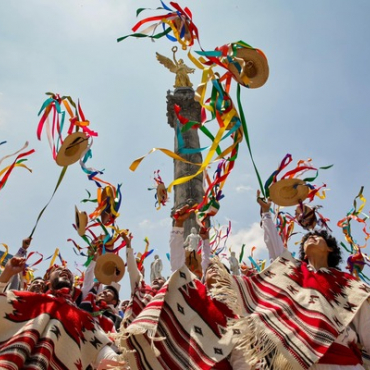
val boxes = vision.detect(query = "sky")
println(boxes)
[1,1,370,299]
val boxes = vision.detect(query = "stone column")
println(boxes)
[167,87,204,239]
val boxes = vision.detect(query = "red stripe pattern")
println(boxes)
[0,290,111,369]
[119,266,241,370]
[232,250,370,369]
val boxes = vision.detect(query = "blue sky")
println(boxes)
[1,1,370,299]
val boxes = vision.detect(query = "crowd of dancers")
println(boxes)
[0,194,369,370]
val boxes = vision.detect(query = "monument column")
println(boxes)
[166,87,204,239]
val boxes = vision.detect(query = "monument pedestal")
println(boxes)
[166,87,205,238]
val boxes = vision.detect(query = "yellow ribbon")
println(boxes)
[62,99,74,118]
[49,248,60,267]
[162,18,191,50]
[0,163,32,177]
[314,189,328,200]
[0,243,9,266]
[356,191,366,215]
[129,147,202,172]
[167,122,228,192]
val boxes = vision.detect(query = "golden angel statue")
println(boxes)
[156,46,195,88]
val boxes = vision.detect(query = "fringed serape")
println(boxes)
[122,279,158,329]
[232,250,370,370]
[117,263,244,370]
[0,290,112,369]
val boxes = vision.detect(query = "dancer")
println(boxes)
[230,194,370,369]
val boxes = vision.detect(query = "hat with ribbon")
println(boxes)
[269,178,309,207]
[56,132,89,167]
[227,46,269,88]
[295,204,317,230]
[75,205,88,237]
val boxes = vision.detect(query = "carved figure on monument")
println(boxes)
[156,46,195,88]
[184,227,201,251]
[229,251,240,275]
[150,254,163,283]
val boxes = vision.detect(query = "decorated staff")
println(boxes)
[148,170,169,210]
[88,184,122,226]
[37,93,96,165]
[260,154,332,246]
[73,182,123,254]
[29,93,97,238]
[75,123,123,234]
[71,222,128,269]
[265,154,331,206]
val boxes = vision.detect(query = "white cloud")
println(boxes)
[227,222,268,261]
[235,184,253,193]
[139,219,152,228]
[139,217,171,230]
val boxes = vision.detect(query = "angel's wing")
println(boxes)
[156,52,177,73]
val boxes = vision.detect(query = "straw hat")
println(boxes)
[295,204,317,230]
[156,183,168,205]
[228,47,269,88]
[56,132,89,167]
[100,186,117,225]
[75,206,88,237]
[269,178,309,206]
[94,253,125,285]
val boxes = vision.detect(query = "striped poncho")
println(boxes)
[232,250,370,370]
[0,289,112,369]
[117,264,244,370]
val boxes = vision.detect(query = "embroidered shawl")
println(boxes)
[117,264,243,370]
[232,250,370,370]
[0,290,112,369]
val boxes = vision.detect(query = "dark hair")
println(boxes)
[222,263,230,274]
[104,285,120,307]
[31,277,44,282]
[299,230,342,269]
[30,277,47,292]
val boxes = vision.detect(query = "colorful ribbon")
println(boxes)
[117,1,199,50]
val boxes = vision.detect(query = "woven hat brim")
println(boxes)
[228,47,269,88]
[269,179,309,206]
[56,132,89,167]
[156,183,167,203]
[75,206,88,237]
[100,186,117,224]
[94,253,125,285]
